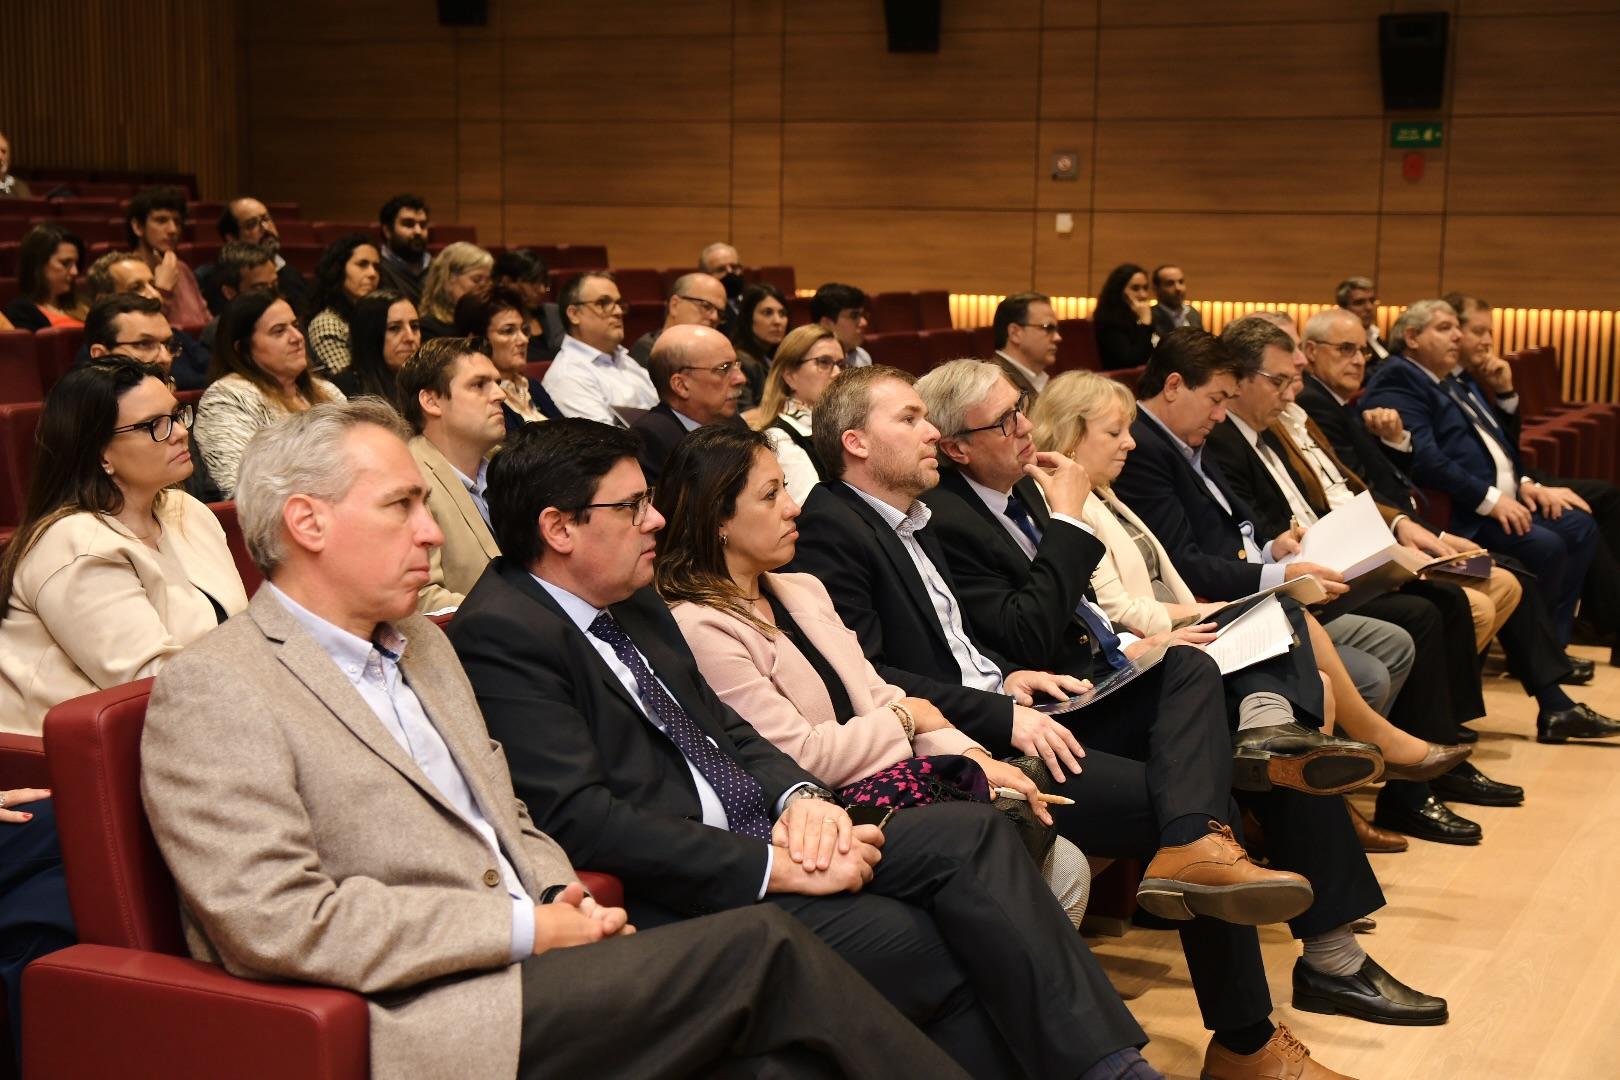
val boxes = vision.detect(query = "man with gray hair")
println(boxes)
[698,241,745,332]
[627,271,728,367]
[141,398,968,1078]
[1334,276,1387,366]
[1361,303,1611,743]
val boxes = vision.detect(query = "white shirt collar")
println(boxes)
[994,350,1049,392]
[671,407,702,432]
[1138,402,1198,462]
[962,472,1011,516]
[558,333,632,368]
[1226,412,1263,448]
[531,574,603,634]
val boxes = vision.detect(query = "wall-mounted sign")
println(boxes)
[1051,151,1079,181]
[1391,122,1443,149]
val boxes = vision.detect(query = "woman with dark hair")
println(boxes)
[194,291,344,496]
[333,288,420,407]
[454,287,561,429]
[305,234,381,374]
[0,357,248,734]
[730,283,788,408]
[1093,262,1156,371]
[492,247,564,360]
[654,426,1092,921]
[743,324,845,497]
[3,224,88,330]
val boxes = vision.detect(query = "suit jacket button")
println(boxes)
[483,869,500,887]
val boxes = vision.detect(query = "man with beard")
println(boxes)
[375,193,432,304]
[207,195,311,317]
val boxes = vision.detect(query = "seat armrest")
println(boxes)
[23,945,368,1080]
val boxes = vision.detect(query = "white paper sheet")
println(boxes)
[1203,595,1292,675]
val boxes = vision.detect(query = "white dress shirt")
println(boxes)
[542,334,658,425]
[845,484,1005,692]
[1227,413,1320,527]
[763,403,823,500]
[1414,360,1519,513]
[266,584,535,960]
[1278,404,1355,511]
[993,350,1050,393]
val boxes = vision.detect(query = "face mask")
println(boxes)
[723,271,745,300]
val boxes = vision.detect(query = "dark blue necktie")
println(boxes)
[1444,376,1513,455]
[589,611,774,840]
[1004,491,1128,669]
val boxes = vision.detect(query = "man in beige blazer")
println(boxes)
[399,337,506,612]
[140,399,968,1079]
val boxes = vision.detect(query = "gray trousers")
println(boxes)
[1325,613,1415,715]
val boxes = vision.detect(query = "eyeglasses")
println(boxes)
[838,308,867,323]
[113,336,181,357]
[1019,322,1059,334]
[676,360,740,377]
[572,296,626,316]
[1253,370,1294,390]
[800,355,847,372]
[677,295,722,317]
[573,489,654,526]
[955,392,1030,439]
[238,213,273,232]
[1311,341,1363,359]
[111,404,194,443]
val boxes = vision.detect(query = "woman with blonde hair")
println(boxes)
[744,324,846,497]
[417,242,493,339]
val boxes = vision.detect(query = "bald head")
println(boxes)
[663,272,727,331]
[649,324,745,424]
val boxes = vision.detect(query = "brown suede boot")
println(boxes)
[1136,822,1312,925]
[1201,1025,1358,1079]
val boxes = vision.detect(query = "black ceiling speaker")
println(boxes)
[1379,13,1448,110]
[438,0,488,27]
[885,0,941,54]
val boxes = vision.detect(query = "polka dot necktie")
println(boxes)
[589,611,774,840]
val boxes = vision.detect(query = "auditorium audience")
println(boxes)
[1093,263,1156,370]
[199,241,279,351]
[811,282,872,367]
[306,234,381,375]
[195,292,345,497]
[331,288,418,406]
[990,291,1061,401]
[628,271,727,367]
[211,195,311,316]
[631,325,747,484]
[419,241,494,340]
[698,240,746,331]
[493,247,565,359]
[374,192,431,303]
[745,324,846,497]
[399,337,506,611]
[80,251,209,388]
[449,417,1161,1080]
[140,399,956,1079]
[3,223,87,330]
[0,129,31,197]
[1445,292,1620,669]
[1150,264,1203,336]
[0,357,248,735]
[453,287,562,428]
[126,186,209,327]
[540,272,657,425]
[731,282,789,407]
[1335,276,1388,365]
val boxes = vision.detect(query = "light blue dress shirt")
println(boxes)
[450,457,492,528]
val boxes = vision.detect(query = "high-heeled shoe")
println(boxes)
[1379,742,1472,782]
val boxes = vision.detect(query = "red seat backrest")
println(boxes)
[919,327,975,366]
[433,224,478,246]
[915,290,953,331]
[207,500,263,597]
[0,401,43,528]
[0,330,42,404]
[523,361,551,384]
[275,220,317,246]
[312,222,372,246]
[544,244,610,270]
[756,265,797,296]
[34,325,84,393]
[1054,318,1101,373]
[622,302,666,345]
[864,332,927,375]
[870,292,921,334]
[613,268,665,305]
[0,732,49,789]
[43,679,188,956]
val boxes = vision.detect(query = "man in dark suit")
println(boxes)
[451,419,1159,1080]
[989,291,1061,402]
[1299,308,1620,746]
[1150,264,1204,338]
[785,367,1403,1069]
[1360,300,1602,665]
[629,325,748,484]
[203,195,311,318]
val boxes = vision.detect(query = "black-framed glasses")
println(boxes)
[677,294,722,317]
[111,404,194,443]
[676,360,740,377]
[955,392,1030,439]
[1019,322,1059,334]
[113,335,181,357]
[573,489,654,526]
[1311,341,1363,359]
[572,296,626,316]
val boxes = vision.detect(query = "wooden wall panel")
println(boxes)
[783,33,1040,120]
[1376,215,1445,302]
[247,122,459,223]
[502,38,733,121]
[733,125,782,209]
[249,43,455,121]
[1097,0,1388,24]
[1036,122,1095,210]
[781,123,1037,210]
[1043,0,1101,28]
[503,123,731,206]
[499,0,732,37]
[781,210,1033,295]
[1039,31,1099,119]
[1446,117,1620,214]
[503,205,729,266]
[1453,14,1620,114]
[1441,216,1620,310]
[785,0,1043,33]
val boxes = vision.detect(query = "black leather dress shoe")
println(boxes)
[1230,723,1383,795]
[1373,796,1482,845]
[1430,765,1524,807]
[1537,703,1620,744]
[1561,654,1596,685]
[1292,957,1448,1026]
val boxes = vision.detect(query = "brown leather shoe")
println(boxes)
[1201,1024,1358,1079]
[1380,741,1472,782]
[1136,823,1313,925]
[1346,798,1408,853]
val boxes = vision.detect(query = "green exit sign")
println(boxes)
[1391,122,1443,149]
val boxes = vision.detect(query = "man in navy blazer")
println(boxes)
[1359,300,1599,652]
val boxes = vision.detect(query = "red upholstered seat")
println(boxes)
[614,268,664,304]
[206,501,263,596]
[537,244,610,270]
[312,222,373,245]
[0,401,43,529]
[1053,319,1101,373]
[33,325,83,394]
[919,327,975,367]
[869,291,921,334]
[0,331,42,404]
[863,332,926,375]
[756,265,797,296]
[433,223,478,245]
[915,290,953,331]
[275,219,316,246]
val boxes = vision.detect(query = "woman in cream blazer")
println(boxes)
[0,359,248,735]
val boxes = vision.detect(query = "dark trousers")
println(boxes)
[1465,505,1599,644]
[0,801,75,1072]
[1401,578,1485,723]
[1494,555,1575,695]
[771,802,1145,1080]
[1563,478,1620,637]
[1358,591,1459,814]
[518,904,970,1079]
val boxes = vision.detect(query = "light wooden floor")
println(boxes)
[1087,643,1620,1080]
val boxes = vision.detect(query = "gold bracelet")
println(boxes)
[889,701,915,741]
